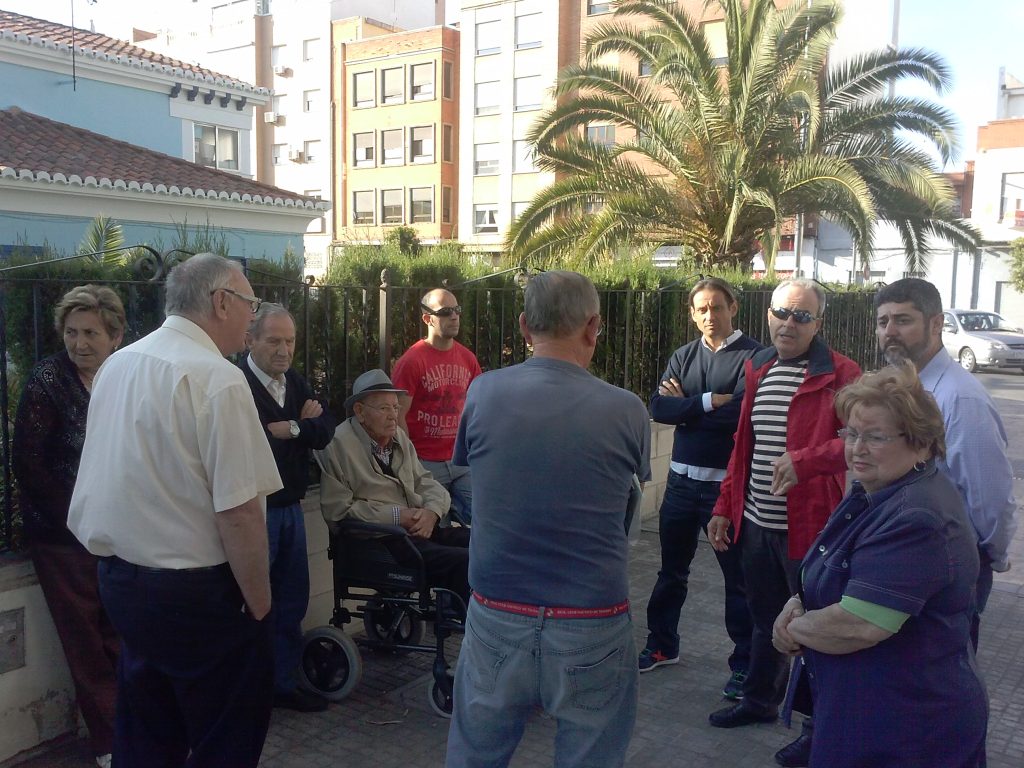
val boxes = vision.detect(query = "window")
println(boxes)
[638,59,653,77]
[353,132,374,168]
[514,75,543,112]
[410,187,433,223]
[411,126,434,163]
[442,124,454,163]
[410,62,434,100]
[474,143,499,176]
[584,200,605,215]
[442,186,453,224]
[512,201,529,221]
[353,71,374,107]
[515,13,543,49]
[382,189,403,224]
[193,124,238,171]
[302,38,319,62]
[271,44,285,67]
[303,89,319,112]
[382,67,404,104]
[513,140,537,173]
[304,189,323,200]
[476,20,501,55]
[586,124,615,149]
[272,143,286,166]
[587,1,612,15]
[352,190,374,225]
[272,94,286,115]
[443,60,454,99]
[474,204,499,234]
[382,129,404,166]
[475,81,500,116]
[304,140,320,163]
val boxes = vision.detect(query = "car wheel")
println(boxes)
[958,347,977,373]
[298,626,363,702]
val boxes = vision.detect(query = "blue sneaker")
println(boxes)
[638,647,679,673]
[722,669,747,700]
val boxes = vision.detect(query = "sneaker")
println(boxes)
[722,669,747,700]
[638,647,679,673]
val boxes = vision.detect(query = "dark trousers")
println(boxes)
[645,473,753,670]
[98,557,273,768]
[400,526,471,606]
[31,542,119,757]
[740,522,801,715]
[267,503,310,694]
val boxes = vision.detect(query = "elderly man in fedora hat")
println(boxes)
[315,369,470,603]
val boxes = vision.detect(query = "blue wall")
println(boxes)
[1,210,303,264]
[0,60,181,155]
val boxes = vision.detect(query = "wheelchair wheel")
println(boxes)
[299,626,363,702]
[427,674,454,719]
[363,600,425,652]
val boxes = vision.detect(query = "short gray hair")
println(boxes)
[165,253,242,318]
[772,278,826,316]
[249,302,295,338]
[523,271,600,337]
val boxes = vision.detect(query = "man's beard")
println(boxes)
[882,343,910,365]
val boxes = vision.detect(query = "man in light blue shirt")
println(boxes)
[875,278,1017,649]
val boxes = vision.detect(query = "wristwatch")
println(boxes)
[288,420,300,438]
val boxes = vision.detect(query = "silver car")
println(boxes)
[941,309,1024,373]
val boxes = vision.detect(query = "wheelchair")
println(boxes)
[298,519,467,717]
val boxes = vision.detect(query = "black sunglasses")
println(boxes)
[421,303,463,317]
[770,307,818,324]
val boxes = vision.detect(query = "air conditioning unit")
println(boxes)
[273,65,291,76]
[288,148,305,163]
[263,111,278,124]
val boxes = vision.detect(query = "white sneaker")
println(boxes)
[96,754,112,768]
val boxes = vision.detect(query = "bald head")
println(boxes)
[420,287,461,349]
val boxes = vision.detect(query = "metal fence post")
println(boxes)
[623,279,634,391]
[378,269,392,372]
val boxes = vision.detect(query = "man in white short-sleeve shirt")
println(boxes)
[69,253,282,768]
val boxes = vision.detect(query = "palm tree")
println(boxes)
[508,0,979,271]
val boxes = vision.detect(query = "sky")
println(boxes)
[2,0,1022,169]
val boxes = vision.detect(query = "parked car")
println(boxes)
[941,309,1024,373]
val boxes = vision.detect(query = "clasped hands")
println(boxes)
[772,595,805,656]
[398,507,438,539]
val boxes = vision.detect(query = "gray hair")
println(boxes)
[523,270,600,337]
[249,302,295,338]
[772,278,826,316]
[54,284,126,337]
[165,253,242,318]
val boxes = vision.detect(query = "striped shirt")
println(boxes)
[743,357,808,530]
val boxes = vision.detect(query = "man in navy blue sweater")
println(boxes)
[242,303,337,712]
[640,278,762,700]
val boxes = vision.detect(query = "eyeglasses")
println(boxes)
[212,287,262,314]
[421,303,463,318]
[770,307,818,324]
[360,403,401,416]
[837,428,905,447]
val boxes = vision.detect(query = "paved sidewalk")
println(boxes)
[12,526,1024,768]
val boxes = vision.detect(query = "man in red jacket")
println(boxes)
[706,279,860,767]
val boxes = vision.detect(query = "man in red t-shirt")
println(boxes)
[392,288,482,523]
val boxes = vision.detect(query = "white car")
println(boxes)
[941,309,1024,373]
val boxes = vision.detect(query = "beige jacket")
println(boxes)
[315,417,450,535]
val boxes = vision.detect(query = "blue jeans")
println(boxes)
[267,503,310,694]
[446,600,638,768]
[423,460,473,524]
[645,472,752,671]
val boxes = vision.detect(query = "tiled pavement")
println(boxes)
[10,373,1024,768]
[10,525,1024,768]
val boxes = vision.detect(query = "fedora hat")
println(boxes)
[344,369,407,411]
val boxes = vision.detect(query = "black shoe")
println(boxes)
[708,702,777,728]
[274,688,329,712]
[774,733,812,767]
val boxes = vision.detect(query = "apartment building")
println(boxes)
[334,23,460,243]
[132,0,445,272]
[457,0,582,256]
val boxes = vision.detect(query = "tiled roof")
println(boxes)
[0,108,321,211]
[0,10,268,96]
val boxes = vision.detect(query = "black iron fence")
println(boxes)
[0,272,880,553]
